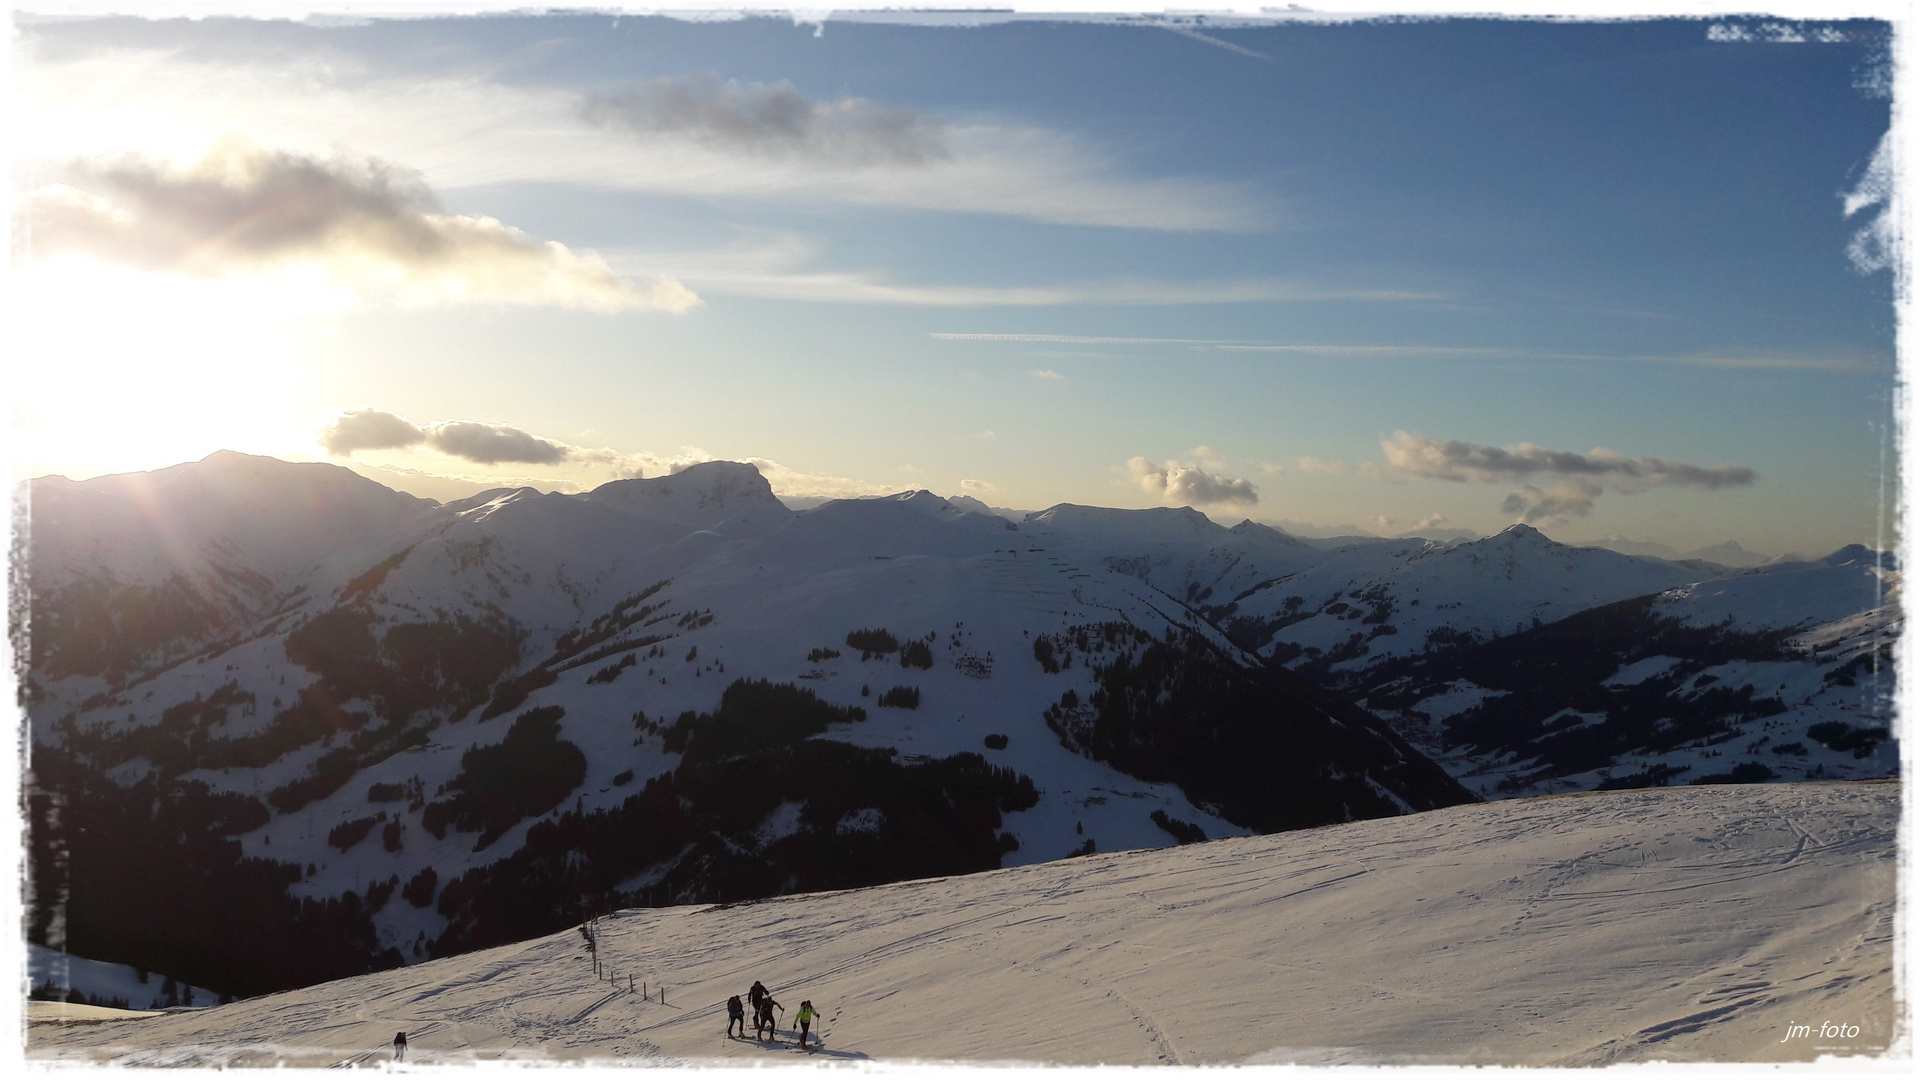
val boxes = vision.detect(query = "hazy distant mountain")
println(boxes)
[1576,535,1779,568]
[1255,517,1382,539]
[944,493,1029,522]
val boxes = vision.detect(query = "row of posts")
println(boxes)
[583,911,664,1005]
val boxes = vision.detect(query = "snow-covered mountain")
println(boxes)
[20,453,1897,1001]
[26,781,1898,1065]
[22,453,1465,998]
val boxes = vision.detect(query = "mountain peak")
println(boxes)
[1023,503,1225,542]
[584,460,787,531]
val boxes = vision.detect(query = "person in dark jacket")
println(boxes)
[756,994,783,1040]
[726,995,746,1038]
[393,1031,407,1062]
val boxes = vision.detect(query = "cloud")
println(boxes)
[583,77,947,167]
[316,407,899,497]
[1843,131,1896,275]
[319,408,426,455]
[607,262,1430,307]
[1029,369,1066,380]
[422,420,570,466]
[927,336,1884,373]
[24,137,699,312]
[1259,463,1286,475]
[18,51,1265,231]
[1127,456,1258,508]
[1501,481,1602,525]
[1379,431,1755,491]
[322,409,582,467]
[961,478,998,493]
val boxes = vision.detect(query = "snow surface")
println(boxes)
[26,945,218,1011]
[26,781,1897,1067]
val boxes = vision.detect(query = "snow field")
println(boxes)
[27,781,1897,1067]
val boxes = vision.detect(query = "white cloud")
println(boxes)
[1029,369,1066,380]
[19,50,1268,232]
[1126,456,1258,508]
[961,479,998,493]
[23,138,698,312]
[1842,131,1896,276]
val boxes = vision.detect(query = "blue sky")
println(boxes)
[11,10,1899,556]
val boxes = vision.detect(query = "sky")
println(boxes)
[7,4,1903,557]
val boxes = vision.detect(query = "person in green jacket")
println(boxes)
[795,1000,819,1050]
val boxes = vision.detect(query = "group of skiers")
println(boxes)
[726,981,821,1049]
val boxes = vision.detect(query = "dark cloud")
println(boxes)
[1501,481,1602,525]
[583,77,948,167]
[1381,431,1755,491]
[320,408,426,455]
[1127,456,1258,508]
[320,409,570,466]
[25,137,697,311]
[422,421,570,466]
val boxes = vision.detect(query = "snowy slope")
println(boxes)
[23,452,433,684]
[27,945,219,1012]
[26,781,1898,1066]
[1228,525,1706,668]
[24,456,1471,998]
[20,453,1895,1002]
[1361,546,1900,799]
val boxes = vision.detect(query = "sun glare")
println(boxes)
[9,260,342,482]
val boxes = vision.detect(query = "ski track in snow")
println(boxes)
[27,781,1896,1066]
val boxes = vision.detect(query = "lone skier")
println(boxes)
[726,995,746,1038]
[393,1031,407,1063]
[795,1000,819,1051]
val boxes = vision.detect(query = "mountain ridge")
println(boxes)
[19,453,1896,999]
